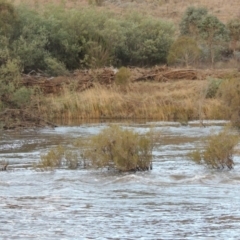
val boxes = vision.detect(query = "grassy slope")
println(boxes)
[13,0,240,23]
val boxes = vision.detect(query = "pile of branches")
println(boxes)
[132,66,199,82]
[21,68,116,94]
[20,66,235,96]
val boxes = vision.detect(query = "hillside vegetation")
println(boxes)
[1,0,240,129]
[12,0,240,24]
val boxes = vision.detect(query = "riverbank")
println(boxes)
[30,67,239,122]
[2,66,238,130]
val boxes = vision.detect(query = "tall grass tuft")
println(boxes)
[38,80,228,122]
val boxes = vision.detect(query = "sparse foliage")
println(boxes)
[37,145,81,170]
[199,15,229,66]
[38,145,65,170]
[180,7,229,66]
[167,36,200,67]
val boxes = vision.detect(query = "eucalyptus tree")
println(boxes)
[199,14,229,66]
[179,6,208,41]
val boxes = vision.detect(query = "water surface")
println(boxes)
[1,121,240,239]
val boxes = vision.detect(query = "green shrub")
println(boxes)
[115,67,131,86]
[0,58,21,103]
[1,4,175,73]
[12,6,49,72]
[189,128,239,169]
[12,87,33,108]
[115,13,175,66]
[81,38,112,68]
[0,4,175,74]
[42,5,83,70]
[44,57,68,76]
[82,125,154,171]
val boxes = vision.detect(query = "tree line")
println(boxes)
[0,1,240,110]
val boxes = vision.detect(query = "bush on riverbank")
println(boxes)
[81,125,154,171]
[189,128,239,169]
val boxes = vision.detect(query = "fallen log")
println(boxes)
[0,109,57,130]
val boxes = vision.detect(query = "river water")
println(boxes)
[1,121,240,239]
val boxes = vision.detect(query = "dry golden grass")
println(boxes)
[38,80,229,122]
[12,0,240,23]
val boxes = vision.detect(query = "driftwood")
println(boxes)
[0,109,57,130]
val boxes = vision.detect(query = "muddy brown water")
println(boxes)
[1,121,240,239]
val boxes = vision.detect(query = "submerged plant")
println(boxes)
[189,128,239,169]
[37,145,81,170]
[81,125,154,172]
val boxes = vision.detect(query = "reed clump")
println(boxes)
[189,128,239,169]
